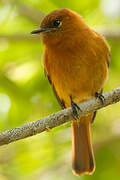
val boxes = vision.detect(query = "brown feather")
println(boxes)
[72,114,95,176]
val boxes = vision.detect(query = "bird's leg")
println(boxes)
[95,92,105,104]
[70,95,82,119]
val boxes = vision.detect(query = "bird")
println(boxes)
[31,8,110,176]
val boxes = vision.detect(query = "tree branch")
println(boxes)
[0,88,120,146]
[0,34,41,41]
[1,0,45,23]
[0,28,120,41]
[97,28,120,41]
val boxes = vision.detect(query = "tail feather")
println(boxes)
[72,114,95,176]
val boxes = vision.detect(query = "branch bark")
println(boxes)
[0,88,120,146]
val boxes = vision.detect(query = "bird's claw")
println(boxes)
[70,96,82,119]
[95,92,105,104]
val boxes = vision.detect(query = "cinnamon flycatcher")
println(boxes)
[31,8,110,176]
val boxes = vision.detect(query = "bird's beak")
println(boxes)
[31,27,50,34]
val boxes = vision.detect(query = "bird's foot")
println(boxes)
[95,92,105,104]
[70,96,82,120]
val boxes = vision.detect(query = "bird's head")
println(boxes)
[31,8,88,45]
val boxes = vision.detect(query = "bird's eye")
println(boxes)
[53,20,61,27]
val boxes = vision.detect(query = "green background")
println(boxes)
[0,0,120,179]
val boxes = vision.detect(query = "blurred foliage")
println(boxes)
[0,0,120,179]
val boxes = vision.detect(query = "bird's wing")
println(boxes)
[44,69,66,109]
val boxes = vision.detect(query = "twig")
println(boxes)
[0,34,41,41]
[97,28,120,41]
[1,0,45,23]
[0,88,120,146]
[0,28,120,41]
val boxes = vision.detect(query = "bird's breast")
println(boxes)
[43,43,108,107]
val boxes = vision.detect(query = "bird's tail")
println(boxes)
[72,113,95,176]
